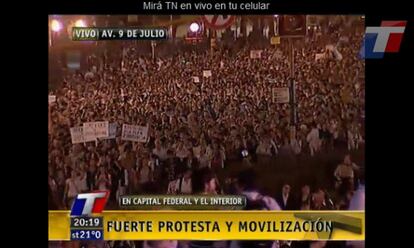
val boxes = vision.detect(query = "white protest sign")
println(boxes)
[70,127,85,144]
[83,122,98,141]
[49,95,56,104]
[109,122,118,139]
[121,124,149,142]
[193,76,200,83]
[100,122,118,140]
[203,70,212,78]
[273,87,290,103]
[82,121,109,141]
[250,50,262,59]
[93,121,109,138]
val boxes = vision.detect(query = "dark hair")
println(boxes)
[191,168,216,194]
[124,143,132,152]
[237,168,257,190]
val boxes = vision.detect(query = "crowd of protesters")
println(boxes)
[49,18,365,248]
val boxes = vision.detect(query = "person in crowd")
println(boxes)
[311,188,334,210]
[48,171,60,209]
[319,123,332,151]
[96,166,111,191]
[137,154,154,189]
[279,137,294,156]
[188,168,222,248]
[298,184,312,210]
[64,170,80,208]
[108,160,121,203]
[174,141,191,170]
[119,143,136,169]
[347,124,362,151]
[153,139,169,162]
[236,168,281,210]
[76,165,88,193]
[198,146,212,169]
[275,184,296,210]
[165,150,177,182]
[175,168,193,194]
[86,161,97,191]
[306,123,321,156]
[210,142,226,173]
[229,168,281,248]
[256,136,274,166]
[191,168,220,195]
[334,154,359,189]
[290,134,302,155]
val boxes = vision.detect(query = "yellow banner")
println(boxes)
[49,210,364,241]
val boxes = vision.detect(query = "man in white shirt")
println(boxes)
[175,169,192,194]
[76,166,88,193]
[198,146,212,169]
[306,124,320,156]
[334,154,359,188]
[152,139,169,161]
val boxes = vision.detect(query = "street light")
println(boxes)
[273,15,279,35]
[189,22,200,33]
[51,19,62,32]
[74,19,86,27]
[49,19,62,47]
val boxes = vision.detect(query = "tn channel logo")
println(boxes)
[71,191,109,216]
[361,21,406,59]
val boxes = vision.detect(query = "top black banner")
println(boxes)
[48,0,410,15]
